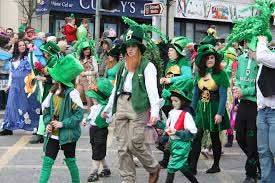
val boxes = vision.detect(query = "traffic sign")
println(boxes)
[144,2,164,16]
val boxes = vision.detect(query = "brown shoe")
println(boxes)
[148,166,161,183]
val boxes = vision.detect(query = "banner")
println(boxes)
[175,0,252,22]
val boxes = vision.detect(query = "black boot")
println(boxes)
[0,129,13,136]
[224,135,233,147]
[159,149,170,169]
[165,173,175,183]
[29,134,44,144]
[206,164,221,173]
[182,170,199,183]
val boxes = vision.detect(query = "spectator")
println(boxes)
[63,14,77,45]
[76,18,89,40]
[46,36,57,43]
[57,40,68,56]
[98,38,112,77]
[6,28,13,37]
[18,17,28,33]
[24,27,37,42]
[33,32,47,66]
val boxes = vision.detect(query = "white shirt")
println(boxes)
[87,104,112,126]
[256,40,275,109]
[104,62,160,118]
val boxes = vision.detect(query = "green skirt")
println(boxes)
[195,100,230,132]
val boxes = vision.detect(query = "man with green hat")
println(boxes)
[29,41,61,144]
[84,78,113,182]
[102,25,161,183]
[38,54,84,183]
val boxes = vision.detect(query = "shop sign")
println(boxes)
[175,0,252,22]
[144,2,164,16]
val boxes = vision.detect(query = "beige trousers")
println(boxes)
[115,95,159,183]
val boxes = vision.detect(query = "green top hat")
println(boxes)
[169,36,192,57]
[40,41,60,56]
[107,44,121,59]
[195,44,222,66]
[169,79,193,102]
[86,78,113,105]
[121,25,146,54]
[48,54,84,87]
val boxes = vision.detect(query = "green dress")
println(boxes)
[194,70,230,132]
[106,62,120,85]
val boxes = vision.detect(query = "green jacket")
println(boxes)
[235,53,259,102]
[18,23,27,33]
[43,88,84,146]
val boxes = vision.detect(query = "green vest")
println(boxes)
[95,107,109,128]
[112,58,150,114]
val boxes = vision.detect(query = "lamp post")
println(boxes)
[95,0,101,42]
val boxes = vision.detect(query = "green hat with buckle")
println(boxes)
[48,54,84,87]
[195,44,223,66]
[121,25,146,54]
[40,41,60,56]
[169,36,192,56]
[86,78,113,105]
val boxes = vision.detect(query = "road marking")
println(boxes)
[0,135,30,171]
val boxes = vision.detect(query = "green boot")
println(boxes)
[64,158,80,183]
[39,156,55,183]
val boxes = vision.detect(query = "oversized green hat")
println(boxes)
[86,78,113,105]
[247,36,258,52]
[40,41,60,56]
[200,35,216,47]
[169,79,194,102]
[121,25,146,54]
[195,44,222,66]
[107,44,121,59]
[169,36,192,56]
[48,54,84,87]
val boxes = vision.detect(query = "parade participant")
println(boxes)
[189,44,230,174]
[106,44,121,85]
[83,78,113,182]
[0,40,41,136]
[63,14,77,45]
[102,25,161,183]
[38,54,84,183]
[234,38,260,182]
[155,81,198,183]
[98,38,112,77]
[75,40,98,111]
[29,41,61,144]
[256,35,275,183]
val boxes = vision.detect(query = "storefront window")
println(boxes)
[104,23,117,34]
[174,22,181,37]
[55,20,65,39]
[88,23,94,39]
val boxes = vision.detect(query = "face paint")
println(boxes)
[171,96,182,110]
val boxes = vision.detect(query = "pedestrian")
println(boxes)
[0,40,41,136]
[38,54,84,183]
[189,44,230,174]
[255,35,275,183]
[234,38,260,182]
[83,78,113,182]
[102,25,161,183]
[155,80,198,183]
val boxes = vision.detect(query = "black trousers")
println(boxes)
[45,138,76,160]
[90,126,108,161]
[189,129,221,171]
[0,90,8,110]
[235,100,260,178]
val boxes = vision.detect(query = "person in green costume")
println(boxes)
[38,54,84,183]
[160,36,193,116]
[189,44,230,175]
[29,41,61,144]
[155,81,198,183]
[106,44,121,85]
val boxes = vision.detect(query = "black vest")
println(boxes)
[257,65,275,97]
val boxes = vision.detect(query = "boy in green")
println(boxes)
[234,38,260,182]
[38,54,84,183]
[83,78,113,182]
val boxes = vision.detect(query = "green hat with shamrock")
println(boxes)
[195,44,223,66]
[121,25,146,54]
[86,78,113,105]
[40,41,60,56]
[48,54,84,87]
[169,36,192,56]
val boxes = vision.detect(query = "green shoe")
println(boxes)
[39,156,55,183]
[64,158,80,183]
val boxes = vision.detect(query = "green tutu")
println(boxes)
[195,100,230,132]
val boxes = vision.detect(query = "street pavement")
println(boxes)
[0,110,247,183]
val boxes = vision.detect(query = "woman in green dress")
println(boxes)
[189,44,230,174]
[106,44,121,85]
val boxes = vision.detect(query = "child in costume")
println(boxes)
[38,54,84,183]
[189,44,230,174]
[83,78,113,182]
[155,82,198,183]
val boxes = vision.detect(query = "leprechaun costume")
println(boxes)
[39,54,84,183]
[189,44,230,175]
[155,80,198,183]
